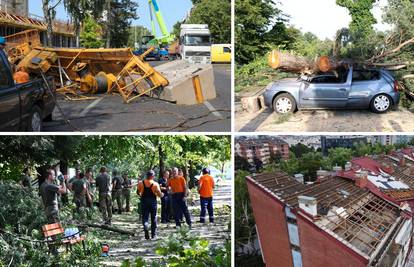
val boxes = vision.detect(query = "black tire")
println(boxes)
[272,93,297,114]
[370,94,392,113]
[27,105,43,132]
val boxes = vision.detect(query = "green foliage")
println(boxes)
[235,55,296,92]
[80,15,104,48]
[235,170,256,252]
[235,0,279,64]
[109,0,139,48]
[128,26,151,48]
[187,0,231,44]
[0,182,102,266]
[326,147,353,168]
[0,181,45,234]
[125,229,230,267]
[0,136,230,183]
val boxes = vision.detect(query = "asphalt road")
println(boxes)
[43,61,231,132]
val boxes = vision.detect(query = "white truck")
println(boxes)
[179,24,212,64]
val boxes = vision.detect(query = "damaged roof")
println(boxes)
[249,171,403,260]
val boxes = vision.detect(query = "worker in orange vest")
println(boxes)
[167,167,192,228]
[198,168,215,223]
[13,66,30,84]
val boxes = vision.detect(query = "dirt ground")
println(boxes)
[235,103,414,132]
[96,180,231,266]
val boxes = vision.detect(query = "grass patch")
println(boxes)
[274,113,292,124]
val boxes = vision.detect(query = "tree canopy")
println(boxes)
[0,136,231,181]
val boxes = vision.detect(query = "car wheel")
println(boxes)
[370,94,392,113]
[28,106,43,132]
[272,93,296,114]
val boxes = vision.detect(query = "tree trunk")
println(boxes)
[158,142,165,178]
[268,50,342,74]
[79,223,135,235]
[42,0,54,47]
[105,0,111,48]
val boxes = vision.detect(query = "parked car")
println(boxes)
[211,44,231,63]
[0,52,56,131]
[263,66,400,114]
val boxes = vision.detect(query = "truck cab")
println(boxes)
[179,24,211,64]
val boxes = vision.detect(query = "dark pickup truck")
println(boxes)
[0,50,56,131]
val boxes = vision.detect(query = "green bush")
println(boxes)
[235,55,295,92]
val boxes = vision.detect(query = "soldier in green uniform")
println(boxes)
[112,169,124,214]
[122,172,133,212]
[84,168,95,208]
[95,166,112,225]
[40,169,67,223]
[70,172,88,213]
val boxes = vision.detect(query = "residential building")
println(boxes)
[235,136,289,168]
[247,147,414,267]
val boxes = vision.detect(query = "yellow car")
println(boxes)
[211,44,231,63]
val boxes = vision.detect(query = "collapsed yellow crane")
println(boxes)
[5,29,169,103]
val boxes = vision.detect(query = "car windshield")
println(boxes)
[184,35,211,46]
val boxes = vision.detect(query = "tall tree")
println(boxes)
[187,0,231,44]
[80,15,104,48]
[63,0,105,47]
[102,0,138,48]
[42,0,61,46]
[235,0,280,64]
[336,0,378,58]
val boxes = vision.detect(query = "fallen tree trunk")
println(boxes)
[268,50,343,74]
[78,223,135,235]
[268,50,412,74]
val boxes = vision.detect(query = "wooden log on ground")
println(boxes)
[78,223,135,236]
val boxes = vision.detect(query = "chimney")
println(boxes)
[294,174,304,184]
[298,196,318,217]
[355,171,368,188]
[316,169,328,183]
[344,162,352,171]
[400,157,406,167]
[332,165,342,175]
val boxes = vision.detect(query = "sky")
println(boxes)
[29,0,193,34]
[278,0,392,40]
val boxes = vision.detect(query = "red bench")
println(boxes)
[42,223,86,252]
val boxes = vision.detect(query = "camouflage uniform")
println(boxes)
[122,176,132,212]
[96,173,112,224]
[112,175,124,213]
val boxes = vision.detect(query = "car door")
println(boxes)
[348,69,381,107]
[0,54,20,131]
[222,46,231,62]
[300,71,351,108]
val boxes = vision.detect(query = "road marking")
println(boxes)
[204,101,224,119]
[79,97,103,117]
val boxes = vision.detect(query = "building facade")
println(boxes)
[247,147,414,267]
[0,0,28,16]
[0,0,75,47]
[235,136,290,168]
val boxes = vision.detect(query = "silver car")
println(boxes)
[263,66,400,113]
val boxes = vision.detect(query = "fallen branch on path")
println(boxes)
[77,223,135,236]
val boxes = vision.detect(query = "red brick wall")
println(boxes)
[246,179,293,266]
[297,215,368,267]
